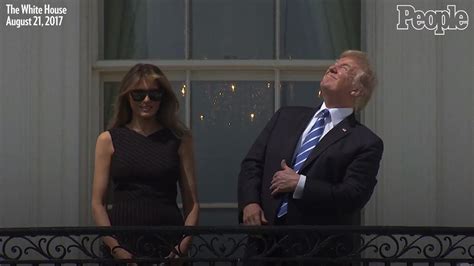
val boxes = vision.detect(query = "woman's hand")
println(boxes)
[165,236,192,266]
[111,247,136,266]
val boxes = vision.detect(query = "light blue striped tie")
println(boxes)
[276,109,330,218]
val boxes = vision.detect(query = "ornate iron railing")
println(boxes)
[1,226,474,265]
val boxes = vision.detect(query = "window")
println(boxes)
[191,80,274,202]
[95,0,361,225]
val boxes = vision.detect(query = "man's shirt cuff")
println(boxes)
[293,174,306,199]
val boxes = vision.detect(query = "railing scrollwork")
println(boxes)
[1,226,474,264]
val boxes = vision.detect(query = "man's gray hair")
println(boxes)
[340,50,377,111]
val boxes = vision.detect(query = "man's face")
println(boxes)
[320,57,359,98]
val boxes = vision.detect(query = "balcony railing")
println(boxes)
[1,226,474,265]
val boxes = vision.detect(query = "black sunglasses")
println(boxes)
[130,89,163,102]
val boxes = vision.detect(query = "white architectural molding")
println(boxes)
[364,0,474,226]
[0,0,82,226]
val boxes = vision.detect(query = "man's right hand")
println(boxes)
[243,203,268,225]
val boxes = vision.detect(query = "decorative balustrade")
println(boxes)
[1,226,474,265]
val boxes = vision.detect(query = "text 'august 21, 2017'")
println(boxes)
[4,3,67,29]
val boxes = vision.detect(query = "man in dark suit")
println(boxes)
[238,50,383,262]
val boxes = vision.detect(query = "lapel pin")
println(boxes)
[342,128,347,132]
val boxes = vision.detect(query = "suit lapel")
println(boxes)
[299,113,356,172]
[281,110,315,164]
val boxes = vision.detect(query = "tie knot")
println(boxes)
[318,109,330,119]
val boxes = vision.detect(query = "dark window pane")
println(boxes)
[191,81,274,202]
[280,81,322,108]
[280,0,361,59]
[191,0,274,59]
[103,82,119,129]
[104,0,185,59]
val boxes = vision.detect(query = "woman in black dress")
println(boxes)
[91,64,199,263]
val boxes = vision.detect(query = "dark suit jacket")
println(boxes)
[238,106,384,225]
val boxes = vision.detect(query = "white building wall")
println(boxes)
[364,0,474,226]
[0,0,82,226]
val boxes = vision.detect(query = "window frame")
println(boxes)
[89,0,346,210]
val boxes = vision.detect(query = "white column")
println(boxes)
[363,0,474,226]
[0,0,81,226]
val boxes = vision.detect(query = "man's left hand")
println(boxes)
[270,160,300,196]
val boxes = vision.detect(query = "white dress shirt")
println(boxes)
[293,102,353,199]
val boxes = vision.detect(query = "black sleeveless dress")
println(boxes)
[107,127,184,257]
